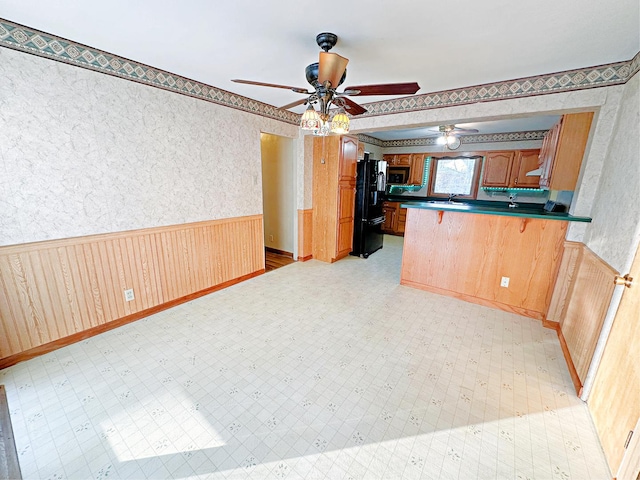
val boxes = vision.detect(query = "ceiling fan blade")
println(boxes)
[342,82,420,96]
[279,98,307,110]
[231,79,310,94]
[318,52,349,88]
[450,127,479,134]
[340,97,367,116]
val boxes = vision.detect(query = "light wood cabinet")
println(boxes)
[397,207,407,234]
[408,154,426,185]
[357,141,365,160]
[482,151,515,187]
[383,153,411,166]
[382,201,407,236]
[396,154,411,166]
[312,135,358,263]
[539,112,594,191]
[511,150,541,187]
[481,149,541,188]
[383,154,397,165]
[382,204,396,232]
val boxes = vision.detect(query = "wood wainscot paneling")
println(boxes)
[547,241,618,395]
[297,209,313,261]
[0,215,265,367]
[400,209,566,319]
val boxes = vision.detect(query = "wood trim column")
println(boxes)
[297,209,313,261]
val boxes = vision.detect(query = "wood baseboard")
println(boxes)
[400,280,544,320]
[0,269,264,370]
[297,254,313,262]
[265,247,293,258]
[0,385,21,480]
[542,318,560,330]
[557,327,583,396]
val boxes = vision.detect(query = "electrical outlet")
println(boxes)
[269,234,274,242]
[500,277,510,288]
[124,288,135,302]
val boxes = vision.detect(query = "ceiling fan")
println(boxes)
[232,32,420,134]
[426,124,480,150]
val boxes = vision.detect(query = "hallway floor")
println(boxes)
[0,236,610,479]
[265,249,295,272]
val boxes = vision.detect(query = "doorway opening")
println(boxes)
[260,133,295,272]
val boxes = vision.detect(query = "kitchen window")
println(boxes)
[427,155,482,199]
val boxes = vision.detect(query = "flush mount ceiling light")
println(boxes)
[232,32,421,136]
[430,124,478,150]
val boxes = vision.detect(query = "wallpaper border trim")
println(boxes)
[1,18,638,123]
[0,19,301,125]
[357,130,548,148]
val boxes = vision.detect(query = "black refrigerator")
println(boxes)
[351,154,387,258]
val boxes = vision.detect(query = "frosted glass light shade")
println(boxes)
[300,105,321,130]
[330,112,350,134]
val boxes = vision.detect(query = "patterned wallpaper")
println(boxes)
[0,47,298,246]
[0,18,638,122]
[583,74,640,272]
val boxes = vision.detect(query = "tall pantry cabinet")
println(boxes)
[312,135,358,263]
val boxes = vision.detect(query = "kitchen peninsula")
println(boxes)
[400,201,591,319]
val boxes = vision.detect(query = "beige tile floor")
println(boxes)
[0,235,611,479]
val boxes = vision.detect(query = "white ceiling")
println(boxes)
[1,0,638,132]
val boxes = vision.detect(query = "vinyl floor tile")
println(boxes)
[0,235,611,479]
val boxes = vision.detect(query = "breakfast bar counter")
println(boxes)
[399,203,573,319]
[400,200,592,222]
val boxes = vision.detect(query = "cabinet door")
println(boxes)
[396,207,407,234]
[482,151,515,187]
[409,154,425,185]
[382,205,397,232]
[383,154,396,166]
[512,149,541,187]
[548,112,593,191]
[336,184,356,259]
[340,136,358,182]
[539,120,562,188]
[396,154,411,166]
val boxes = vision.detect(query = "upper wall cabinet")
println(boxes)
[408,154,426,185]
[512,150,542,188]
[482,151,515,187]
[481,149,541,188]
[539,112,594,191]
[383,154,411,166]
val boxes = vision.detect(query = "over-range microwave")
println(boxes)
[388,166,410,184]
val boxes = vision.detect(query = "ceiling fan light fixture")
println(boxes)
[300,104,321,131]
[330,111,350,135]
[445,134,461,150]
[318,52,349,88]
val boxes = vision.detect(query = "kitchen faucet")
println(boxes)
[448,193,458,203]
[508,194,518,208]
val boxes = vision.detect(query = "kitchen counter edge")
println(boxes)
[400,201,592,223]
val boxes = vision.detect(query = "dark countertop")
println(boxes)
[391,198,591,223]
